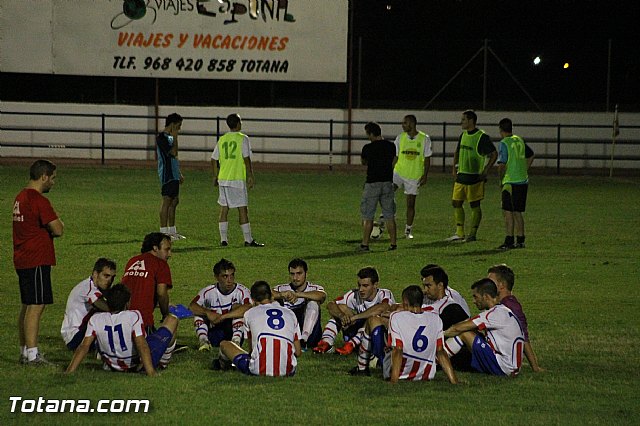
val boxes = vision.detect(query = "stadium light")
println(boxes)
[533,56,541,66]
[563,62,570,69]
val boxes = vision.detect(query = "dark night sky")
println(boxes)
[2,0,639,111]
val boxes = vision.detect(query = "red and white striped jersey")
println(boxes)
[86,310,146,372]
[61,277,103,344]
[191,283,251,314]
[388,310,444,381]
[245,302,300,377]
[335,288,395,313]
[422,286,471,316]
[472,304,525,375]
[273,281,325,310]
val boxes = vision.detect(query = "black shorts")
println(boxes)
[501,183,528,212]
[161,180,179,198]
[17,265,53,305]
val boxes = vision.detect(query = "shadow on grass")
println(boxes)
[171,246,214,253]
[74,239,139,245]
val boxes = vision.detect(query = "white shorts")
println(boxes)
[218,185,248,208]
[393,172,420,195]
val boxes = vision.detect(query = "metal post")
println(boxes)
[556,124,561,174]
[101,114,106,165]
[329,119,334,171]
[442,122,447,172]
[606,39,612,112]
[357,36,362,109]
[483,39,488,110]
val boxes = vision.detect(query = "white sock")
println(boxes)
[405,225,412,233]
[444,336,464,356]
[21,346,27,357]
[159,341,176,367]
[169,226,177,234]
[160,227,169,234]
[219,222,229,242]
[241,223,252,243]
[302,302,320,341]
[26,347,38,361]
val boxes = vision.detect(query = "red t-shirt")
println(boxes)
[121,252,172,327]
[12,188,58,269]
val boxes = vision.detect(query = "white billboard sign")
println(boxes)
[0,0,348,82]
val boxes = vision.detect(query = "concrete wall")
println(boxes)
[1,102,638,170]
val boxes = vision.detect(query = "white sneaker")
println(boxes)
[445,234,465,242]
[405,231,414,239]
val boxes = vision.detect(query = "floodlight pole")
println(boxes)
[483,38,488,111]
[423,39,541,111]
[346,0,355,165]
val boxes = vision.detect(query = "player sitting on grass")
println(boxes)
[420,264,473,371]
[65,283,179,377]
[189,258,252,352]
[215,281,302,377]
[61,258,117,351]
[444,278,525,377]
[349,285,457,384]
[487,264,543,372]
[420,264,471,316]
[272,258,326,351]
[313,267,395,355]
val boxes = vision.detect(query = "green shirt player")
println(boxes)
[446,110,497,243]
[496,118,534,250]
[392,115,433,239]
[211,114,264,247]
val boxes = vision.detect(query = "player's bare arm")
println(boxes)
[46,218,64,237]
[65,335,95,374]
[218,303,252,323]
[244,157,255,189]
[91,298,110,313]
[419,157,431,186]
[452,146,460,177]
[293,339,302,357]
[436,347,458,384]
[482,150,498,178]
[211,159,219,186]
[157,283,170,320]
[444,318,477,338]
[524,341,544,372]
[134,335,157,377]
[351,303,391,322]
[188,301,222,324]
[389,346,403,384]
[294,290,326,304]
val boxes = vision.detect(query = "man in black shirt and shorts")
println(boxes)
[359,122,397,251]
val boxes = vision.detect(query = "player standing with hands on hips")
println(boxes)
[446,110,497,243]
[13,159,64,365]
[496,118,534,250]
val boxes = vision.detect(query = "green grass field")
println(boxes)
[1,162,638,425]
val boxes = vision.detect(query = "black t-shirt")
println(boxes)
[439,303,469,330]
[361,139,396,183]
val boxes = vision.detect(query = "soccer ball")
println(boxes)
[370,225,382,240]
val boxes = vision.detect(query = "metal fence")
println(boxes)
[1,111,638,173]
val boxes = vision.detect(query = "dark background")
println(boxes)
[2,0,639,111]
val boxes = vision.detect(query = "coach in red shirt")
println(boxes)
[13,159,64,365]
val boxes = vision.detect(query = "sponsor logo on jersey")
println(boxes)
[12,201,24,222]
[124,260,148,278]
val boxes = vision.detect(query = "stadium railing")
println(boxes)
[1,111,638,173]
